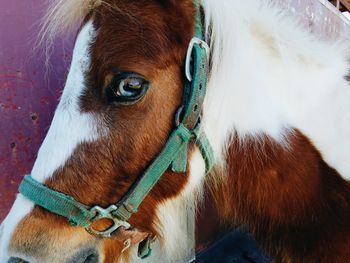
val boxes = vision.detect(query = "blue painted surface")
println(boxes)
[195,228,271,263]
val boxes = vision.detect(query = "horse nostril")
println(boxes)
[8,258,29,263]
[83,253,98,263]
[8,252,98,263]
[69,248,99,263]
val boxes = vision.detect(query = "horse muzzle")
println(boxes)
[8,248,99,263]
[66,248,99,263]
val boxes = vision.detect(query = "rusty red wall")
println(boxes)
[0,0,74,221]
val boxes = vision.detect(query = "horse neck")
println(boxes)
[202,0,350,175]
[201,0,350,260]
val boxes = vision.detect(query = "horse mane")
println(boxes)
[37,0,102,67]
[202,0,350,178]
[40,0,101,40]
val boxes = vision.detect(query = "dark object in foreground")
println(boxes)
[195,228,271,263]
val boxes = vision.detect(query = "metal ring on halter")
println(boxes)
[185,37,210,82]
[85,205,131,238]
[174,106,184,127]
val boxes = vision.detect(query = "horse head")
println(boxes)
[1,1,212,262]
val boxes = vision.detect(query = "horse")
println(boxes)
[1,0,350,262]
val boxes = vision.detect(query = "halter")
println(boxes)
[19,0,213,259]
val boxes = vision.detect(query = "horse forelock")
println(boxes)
[40,0,100,35]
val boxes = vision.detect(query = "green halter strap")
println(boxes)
[19,0,213,259]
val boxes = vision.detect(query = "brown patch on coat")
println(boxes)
[103,239,125,263]
[207,130,350,262]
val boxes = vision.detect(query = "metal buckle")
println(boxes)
[85,205,131,238]
[185,37,210,82]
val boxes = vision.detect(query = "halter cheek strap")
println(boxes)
[19,0,213,259]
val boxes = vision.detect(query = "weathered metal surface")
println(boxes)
[194,229,270,263]
[277,0,350,41]
[0,0,74,221]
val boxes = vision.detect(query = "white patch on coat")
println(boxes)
[32,20,100,183]
[0,195,34,262]
[0,21,100,261]
[123,150,204,263]
[202,0,350,179]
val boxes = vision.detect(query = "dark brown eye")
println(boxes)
[106,73,149,104]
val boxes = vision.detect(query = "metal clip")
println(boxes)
[174,106,184,127]
[185,37,210,82]
[85,205,130,238]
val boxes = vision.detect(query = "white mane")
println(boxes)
[37,0,103,65]
[202,0,350,179]
[40,0,101,39]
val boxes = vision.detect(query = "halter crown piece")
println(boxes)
[19,0,213,259]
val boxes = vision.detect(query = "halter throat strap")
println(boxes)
[19,0,213,258]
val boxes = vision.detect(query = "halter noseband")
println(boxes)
[19,0,214,259]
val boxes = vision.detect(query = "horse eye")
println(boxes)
[106,73,149,104]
